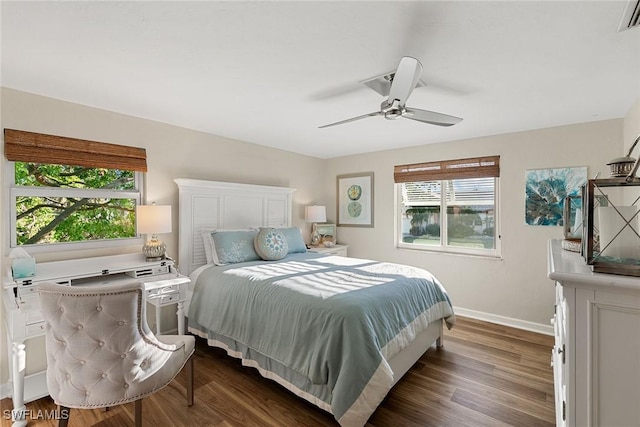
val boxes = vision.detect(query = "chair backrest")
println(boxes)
[38,281,176,408]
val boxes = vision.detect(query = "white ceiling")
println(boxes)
[2,1,639,159]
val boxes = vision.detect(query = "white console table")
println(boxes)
[548,239,640,427]
[2,253,190,427]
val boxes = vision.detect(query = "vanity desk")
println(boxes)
[547,239,640,427]
[2,253,189,427]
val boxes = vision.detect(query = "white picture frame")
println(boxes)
[313,223,337,243]
[337,172,374,227]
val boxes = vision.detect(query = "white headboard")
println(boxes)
[174,178,296,275]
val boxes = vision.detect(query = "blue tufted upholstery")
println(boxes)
[38,281,195,426]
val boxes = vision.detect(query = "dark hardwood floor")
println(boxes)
[1,316,555,426]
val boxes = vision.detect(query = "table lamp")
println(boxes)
[137,204,172,261]
[305,205,326,246]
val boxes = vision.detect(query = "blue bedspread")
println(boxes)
[188,252,455,426]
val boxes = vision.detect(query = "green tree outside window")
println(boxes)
[14,162,138,246]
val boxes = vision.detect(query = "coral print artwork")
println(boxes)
[337,173,374,227]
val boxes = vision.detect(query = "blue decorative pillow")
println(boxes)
[277,227,307,254]
[254,228,289,261]
[210,230,260,265]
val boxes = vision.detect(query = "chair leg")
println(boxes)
[134,399,142,427]
[58,405,70,427]
[186,355,194,406]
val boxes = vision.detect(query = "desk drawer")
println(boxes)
[26,321,46,336]
[146,284,180,298]
[147,292,179,306]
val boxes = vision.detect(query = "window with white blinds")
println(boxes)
[396,156,500,257]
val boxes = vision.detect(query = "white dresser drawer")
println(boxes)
[145,284,180,299]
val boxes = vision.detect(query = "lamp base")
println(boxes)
[142,237,166,262]
[310,227,321,246]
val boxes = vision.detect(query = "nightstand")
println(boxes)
[307,244,349,257]
[143,274,191,335]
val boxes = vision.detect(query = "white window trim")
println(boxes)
[395,179,502,259]
[5,160,144,254]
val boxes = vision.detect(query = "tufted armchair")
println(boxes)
[38,281,195,427]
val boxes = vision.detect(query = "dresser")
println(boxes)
[548,239,640,427]
[2,253,190,427]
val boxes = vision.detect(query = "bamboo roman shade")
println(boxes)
[394,155,500,183]
[4,129,147,172]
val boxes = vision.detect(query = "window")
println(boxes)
[395,156,500,257]
[5,129,147,252]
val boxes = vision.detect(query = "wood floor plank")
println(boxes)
[451,388,555,427]
[453,317,554,347]
[444,334,523,363]
[427,343,554,397]
[366,406,426,427]
[424,345,497,374]
[421,357,548,403]
[0,316,555,427]
[443,339,554,383]
[388,372,512,427]
[493,365,554,396]
[416,359,555,424]
[446,326,551,361]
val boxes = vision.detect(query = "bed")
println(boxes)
[174,178,455,426]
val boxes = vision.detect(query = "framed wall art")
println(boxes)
[337,172,374,227]
[525,166,587,226]
[313,223,337,243]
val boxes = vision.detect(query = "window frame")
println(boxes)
[5,160,144,254]
[395,167,502,259]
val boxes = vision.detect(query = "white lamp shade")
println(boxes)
[136,205,172,235]
[305,205,327,223]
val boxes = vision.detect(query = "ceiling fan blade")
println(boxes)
[387,56,423,107]
[403,107,463,127]
[319,111,382,128]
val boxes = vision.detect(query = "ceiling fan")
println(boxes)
[319,56,463,129]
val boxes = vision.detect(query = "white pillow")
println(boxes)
[201,228,216,264]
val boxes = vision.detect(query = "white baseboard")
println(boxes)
[454,306,553,336]
[0,381,11,400]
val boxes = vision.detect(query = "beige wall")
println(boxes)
[0,88,325,385]
[0,88,325,262]
[1,87,637,391]
[624,96,640,152]
[324,119,625,327]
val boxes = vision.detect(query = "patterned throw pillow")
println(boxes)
[210,230,260,265]
[254,228,289,261]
